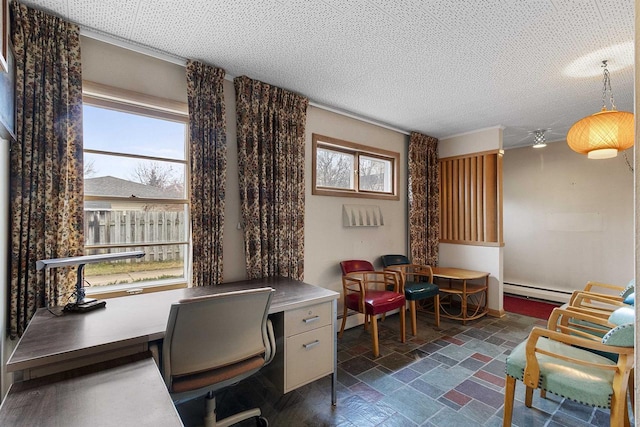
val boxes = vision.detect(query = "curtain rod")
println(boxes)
[81,29,411,137]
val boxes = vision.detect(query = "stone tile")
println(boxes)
[558,398,593,422]
[435,343,476,362]
[339,355,378,376]
[421,366,473,390]
[437,395,462,411]
[473,370,505,387]
[441,336,465,346]
[349,381,384,403]
[375,413,418,426]
[458,356,486,372]
[461,328,493,340]
[408,378,445,399]
[336,395,397,427]
[337,366,360,387]
[443,389,472,406]
[408,355,441,374]
[485,335,506,346]
[391,367,421,383]
[427,406,480,427]
[379,385,443,425]
[428,352,459,367]
[458,398,499,425]
[481,359,506,377]
[357,367,405,395]
[471,352,493,363]
[376,351,416,372]
[455,379,505,409]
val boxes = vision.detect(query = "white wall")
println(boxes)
[438,127,504,314]
[503,141,633,299]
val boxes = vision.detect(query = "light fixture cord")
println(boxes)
[601,60,617,111]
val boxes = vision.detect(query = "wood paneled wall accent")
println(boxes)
[439,150,503,246]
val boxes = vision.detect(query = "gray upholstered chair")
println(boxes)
[155,287,275,427]
[503,307,634,427]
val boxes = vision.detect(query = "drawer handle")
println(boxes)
[303,315,320,324]
[303,340,320,349]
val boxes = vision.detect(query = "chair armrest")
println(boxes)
[264,318,276,366]
[342,274,366,312]
[583,281,625,295]
[569,291,626,314]
[523,322,634,389]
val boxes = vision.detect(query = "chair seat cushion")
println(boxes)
[608,306,635,326]
[404,281,439,300]
[506,337,616,408]
[170,354,265,394]
[345,290,405,315]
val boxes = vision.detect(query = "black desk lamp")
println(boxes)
[37,251,145,312]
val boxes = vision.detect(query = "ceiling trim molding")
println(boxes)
[440,125,506,141]
[81,28,187,66]
[81,27,412,137]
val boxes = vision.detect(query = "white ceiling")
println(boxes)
[21,0,635,149]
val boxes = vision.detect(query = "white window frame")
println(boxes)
[82,82,190,298]
[312,133,399,200]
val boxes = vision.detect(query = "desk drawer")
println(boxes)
[285,302,331,336]
[285,324,333,391]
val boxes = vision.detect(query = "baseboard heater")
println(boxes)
[503,282,572,304]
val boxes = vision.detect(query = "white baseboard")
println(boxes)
[504,283,571,304]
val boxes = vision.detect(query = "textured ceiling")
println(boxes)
[20,0,635,149]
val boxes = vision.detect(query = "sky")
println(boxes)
[83,105,186,182]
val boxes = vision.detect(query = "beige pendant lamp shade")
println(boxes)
[566,60,634,159]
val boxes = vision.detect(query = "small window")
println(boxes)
[312,134,399,200]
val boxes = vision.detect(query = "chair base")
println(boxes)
[205,393,267,427]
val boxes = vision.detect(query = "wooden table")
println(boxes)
[7,277,339,404]
[0,355,183,426]
[432,267,490,324]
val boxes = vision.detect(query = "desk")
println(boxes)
[432,267,489,324]
[0,355,182,426]
[7,277,339,404]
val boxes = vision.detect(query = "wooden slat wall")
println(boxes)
[439,151,503,246]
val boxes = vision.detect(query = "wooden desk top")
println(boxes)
[0,356,182,426]
[432,267,489,281]
[8,277,338,373]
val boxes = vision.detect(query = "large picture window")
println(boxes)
[312,134,399,200]
[82,84,189,296]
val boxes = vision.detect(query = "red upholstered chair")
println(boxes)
[339,261,406,357]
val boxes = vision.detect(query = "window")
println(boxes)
[82,84,189,296]
[312,134,399,200]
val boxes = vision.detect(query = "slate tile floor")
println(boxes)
[176,311,622,426]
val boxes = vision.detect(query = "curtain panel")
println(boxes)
[408,132,439,266]
[9,3,84,338]
[234,76,308,280]
[186,60,227,286]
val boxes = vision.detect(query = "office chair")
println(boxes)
[155,287,276,427]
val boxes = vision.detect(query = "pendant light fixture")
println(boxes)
[532,129,547,148]
[566,60,634,159]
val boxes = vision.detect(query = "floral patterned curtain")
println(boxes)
[408,132,439,266]
[9,3,84,338]
[234,76,308,280]
[186,60,227,286]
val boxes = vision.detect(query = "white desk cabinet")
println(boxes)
[266,300,335,394]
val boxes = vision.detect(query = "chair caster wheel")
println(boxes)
[256,416,268,427]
